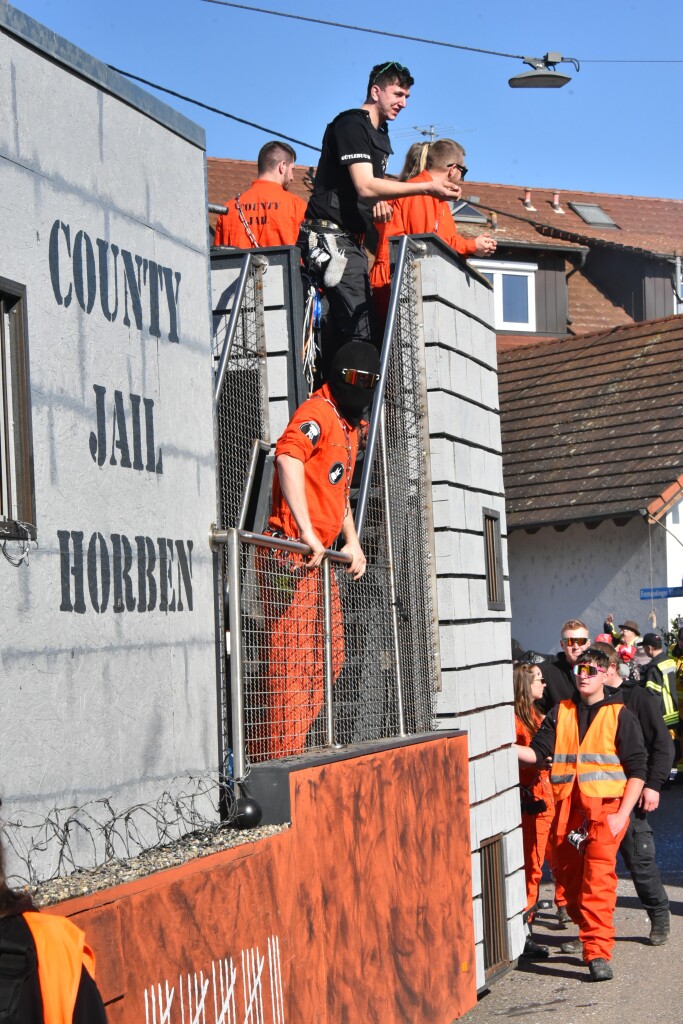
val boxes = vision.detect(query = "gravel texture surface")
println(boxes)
[29,823,289,908]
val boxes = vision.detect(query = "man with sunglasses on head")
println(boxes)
[261,342,380,757]
[516,647,646,982]
[300,61,461,381]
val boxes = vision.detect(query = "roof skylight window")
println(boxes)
[568,202,619,228]
[450,198,488,224]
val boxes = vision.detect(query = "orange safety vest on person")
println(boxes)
[550,701,627,809]
[213,180,307,249]
[369,169,478,291]
[269,383,358,549]
[22,912,96,1024]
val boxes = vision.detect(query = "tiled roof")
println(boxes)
[498,315,683,529]
[566,272,635,336]
[456,182,683,258]
[207,157,312,234]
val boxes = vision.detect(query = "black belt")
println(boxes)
[302,219,344,232]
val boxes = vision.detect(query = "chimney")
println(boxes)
[523,188,536,212]
[551,191,565,214]
[490,211,499,230]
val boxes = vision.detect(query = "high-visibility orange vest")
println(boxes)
[22,913,96,1024]
[550,700,627,802]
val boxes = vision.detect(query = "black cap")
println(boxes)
[640,632,662,648]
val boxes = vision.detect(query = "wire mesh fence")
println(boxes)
[221,240,440,769]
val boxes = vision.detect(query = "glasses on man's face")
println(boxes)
[563,636,590,648]
[372,61,408,83]
[573,664,607,678]
[340,367,380,389]
[447,162,468,180]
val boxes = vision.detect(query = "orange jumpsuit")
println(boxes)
[515,714,555,921]
[370,169,478,318]
[213,179,306,248]
[546,700,645,962]
[259,384,358,759]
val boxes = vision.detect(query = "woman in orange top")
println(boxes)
[370,138,497,321]
[514,661,556,959]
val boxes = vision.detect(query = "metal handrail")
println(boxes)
[209,525,351,564]
[213,252,268,406]
[354,235,426,541]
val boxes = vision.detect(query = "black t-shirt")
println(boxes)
[305,108,393,234]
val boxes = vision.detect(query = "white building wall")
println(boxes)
[420,250,524,986]
[508,515,671,654]
[1,10,217,879]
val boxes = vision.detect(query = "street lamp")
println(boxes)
[508,52,580,88]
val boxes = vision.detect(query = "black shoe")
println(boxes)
[588,958,613,982]
[648,924,670,946]
[560,938,583,954]
[520,937,550,960]
[556,906,571,928]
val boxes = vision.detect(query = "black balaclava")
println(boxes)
[328,342,381,426]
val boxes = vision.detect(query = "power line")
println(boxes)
[200,2,683,65]
[200,0,526,60]
[108,65,321,153]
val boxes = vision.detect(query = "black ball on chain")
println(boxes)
[234,795,263,830]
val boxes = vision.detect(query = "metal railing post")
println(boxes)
[214,252,267,406]
[379,408,407,737]
[322,557,336,747]
[226,528,247,780]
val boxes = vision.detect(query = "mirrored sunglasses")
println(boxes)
[563,636,590,647]
[341,367,380,389]
[372,61,408,83]
[573,664,606,678]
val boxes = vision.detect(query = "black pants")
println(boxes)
[299,229,379,383]
[619,808,669,922]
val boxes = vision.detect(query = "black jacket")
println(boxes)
[539,652,576,713]
[605,681,675,790]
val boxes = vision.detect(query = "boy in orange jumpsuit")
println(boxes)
[516,646,646,981]
[261,342,380,758]
[213,140,306,248]
[370,138,496,319]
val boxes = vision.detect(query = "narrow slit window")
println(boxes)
[0,279,36,539]
[483,507,505,611]
[480,834,509,976]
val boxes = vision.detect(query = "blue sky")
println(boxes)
[11,0,683,198]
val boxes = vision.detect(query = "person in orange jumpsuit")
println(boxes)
[260,341,380,759]
[0,839,107,1024]
[517,647,647,982]
[370,138,497,321]
[514,662,556,959]
[213,140,307,248]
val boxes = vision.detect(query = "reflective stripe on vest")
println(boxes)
[550,700,626,800]
[646,657,680,725]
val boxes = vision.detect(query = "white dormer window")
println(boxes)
[470,260,538,331]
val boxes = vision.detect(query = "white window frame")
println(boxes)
[471,259,538,332]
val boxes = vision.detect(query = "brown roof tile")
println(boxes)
[498,315,683,529]
[207,157,313,234]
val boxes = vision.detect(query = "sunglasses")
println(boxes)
[341,367,380,389]
[563,636,590,647]
[372,61,409,83]
[447,162,468,180]
[573,664,607,678]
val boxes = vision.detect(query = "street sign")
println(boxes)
[640,587,683,600]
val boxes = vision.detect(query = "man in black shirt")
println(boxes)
[539,618,591,713]
[301,61,460,380]
[593,641,674,945]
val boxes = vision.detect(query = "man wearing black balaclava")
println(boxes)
[263,342,380,757]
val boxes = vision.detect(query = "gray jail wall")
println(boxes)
[0,8,218,880]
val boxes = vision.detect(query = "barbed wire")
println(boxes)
[2,770,239,888]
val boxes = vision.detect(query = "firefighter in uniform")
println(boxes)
[516,647,647,982]
[261,342,380,758]
[642,633,680,738]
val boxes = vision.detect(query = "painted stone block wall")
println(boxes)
[0,9,218,878]
[419,248,525,984]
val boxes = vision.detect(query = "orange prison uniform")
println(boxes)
[548,700,642,962]
[370,169,478,318]
[261,384,358,758]
[515,714,556,921]
[23,912,97,1024]
[213,179,306,248]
